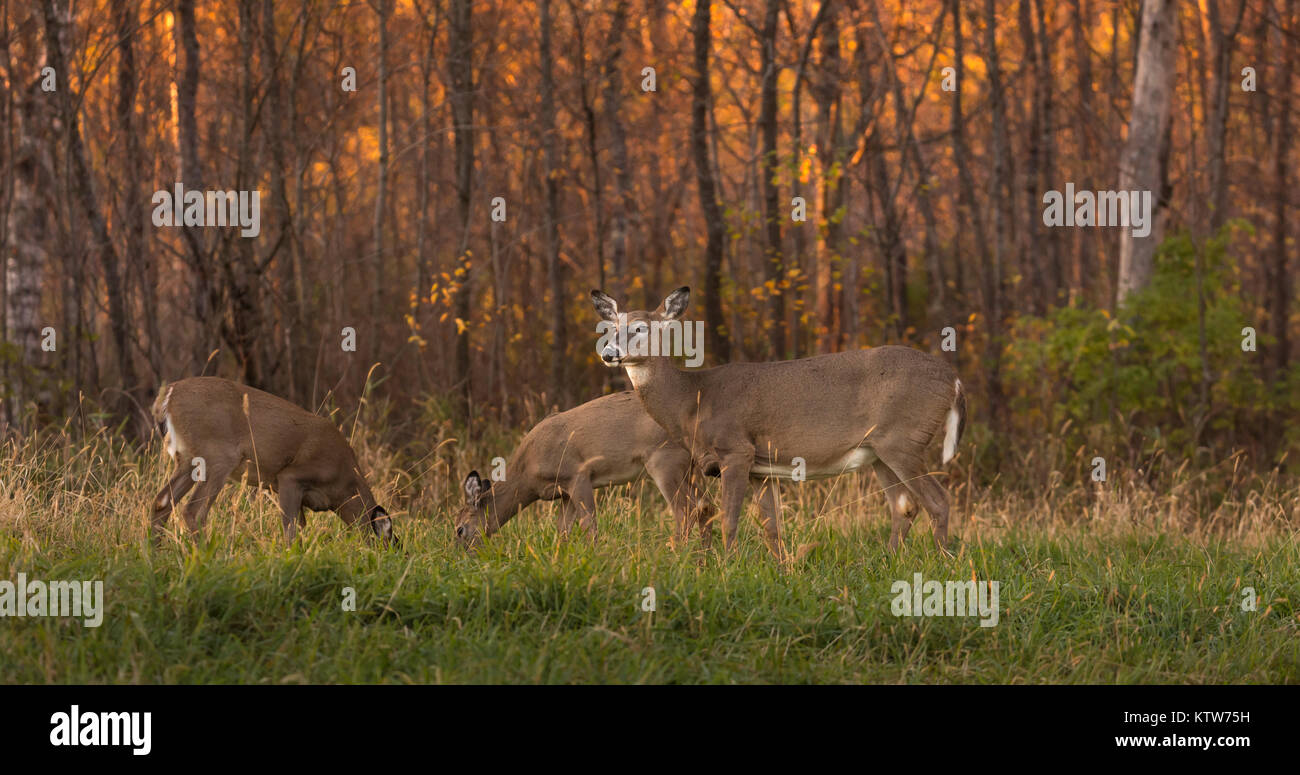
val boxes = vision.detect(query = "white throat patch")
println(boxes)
[622,364,651,391]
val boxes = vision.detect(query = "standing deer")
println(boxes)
[150,377,395,546]
[455,391,714,549]
[591,287,966,560]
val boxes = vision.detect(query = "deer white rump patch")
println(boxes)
[164,416,184,461]
[941,379,962,464]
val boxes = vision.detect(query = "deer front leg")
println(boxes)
[569,474,598,542]
[277,475,304,543]
[718,451,754,555]
[645,449,694,550]
[556,496,578,539]
[753,477,786,562]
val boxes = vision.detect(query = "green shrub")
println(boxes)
[1006,224,1279,466]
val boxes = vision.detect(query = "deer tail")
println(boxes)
[941,378,966,465]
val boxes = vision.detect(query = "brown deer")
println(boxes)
[150,377,395,546]
[455,391,714,549]
[591,287,966,560]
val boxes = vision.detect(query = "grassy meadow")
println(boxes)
[1,409,1297,684]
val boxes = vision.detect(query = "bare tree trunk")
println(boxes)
[4,56,54,423]
[418,4,440,285]
[869,0,945,318]
[173,0,216,372]
[1070,0,1097,300]
[114,0,161,385]
[539,0,567,407]
[223,0,267,389]
[866,1,946,337]
[261,0,296,395]
[1034,0,1062,305]
[811,5,844,351]
[789,3,831,358]
[644,0,670,310]
[1268,0,1294,377]
[873,159,908,342]
[603,0,632,300]
[1116,0,1178,303]
[980,0,1010,427]
[1018,0,1061,310]
[1206,0,1248,232]
[600,0,634,391]
[568,0,605,296]
[372,0,388,368]
[759,0,784,357]
[42,0,138,417]
[0,0,11,429]
[448,0,474,413]
[692,0,729,363]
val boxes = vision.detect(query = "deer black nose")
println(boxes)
[456,525,466,538]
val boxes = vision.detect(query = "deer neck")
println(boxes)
[353,468,379,511]
[623,356,697,431]
[335,467,377,522]
[484,474,536,534]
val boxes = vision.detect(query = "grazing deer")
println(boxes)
[455,391,714,549]
[150,377,395,546]
[591,287,966,560]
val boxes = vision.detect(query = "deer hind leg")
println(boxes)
[179,455,239,536]
[151,468,198,545]
[753,477,786,562]
[878,452,952,556]
[873,461,918,552]
[904,473,953,556]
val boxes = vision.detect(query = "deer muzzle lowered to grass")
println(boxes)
[150,377,397,548]
[454,391,714,550]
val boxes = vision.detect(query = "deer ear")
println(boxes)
[590,290,619,321]
[463,471,487,502]
[660,286,690,320]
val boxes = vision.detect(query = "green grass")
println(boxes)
[1,426,1297,683]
